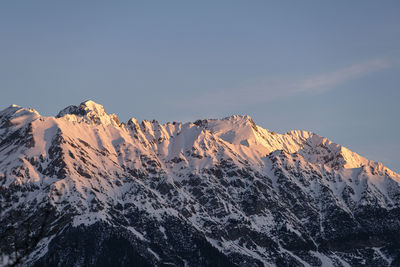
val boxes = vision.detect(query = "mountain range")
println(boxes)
[1,100,400,266]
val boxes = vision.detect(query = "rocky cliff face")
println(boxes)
[1,101,399,266]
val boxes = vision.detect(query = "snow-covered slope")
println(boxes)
[1,100,399,267]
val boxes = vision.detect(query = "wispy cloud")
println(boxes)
[293,58,390,94]
[185,58,391,110]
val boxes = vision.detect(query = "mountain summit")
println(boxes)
[56,100,120,126]
[1,101,399,266]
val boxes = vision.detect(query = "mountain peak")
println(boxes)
[57,100,105,117]
[0,104,40,130]
[80,100,106,114]
[56,100,119,126]
[224,114,250,119]
[221,114,253,123]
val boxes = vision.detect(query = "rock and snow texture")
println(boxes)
[1,100,400,267]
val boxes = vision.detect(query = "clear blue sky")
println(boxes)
[0,1,399,172]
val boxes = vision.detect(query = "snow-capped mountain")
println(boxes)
[1,100,400,267]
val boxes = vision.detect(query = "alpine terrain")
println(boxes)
[1,100,400,267]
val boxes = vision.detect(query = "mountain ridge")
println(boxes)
[3,99,396,175]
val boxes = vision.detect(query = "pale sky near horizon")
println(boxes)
[0,1,399,172]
